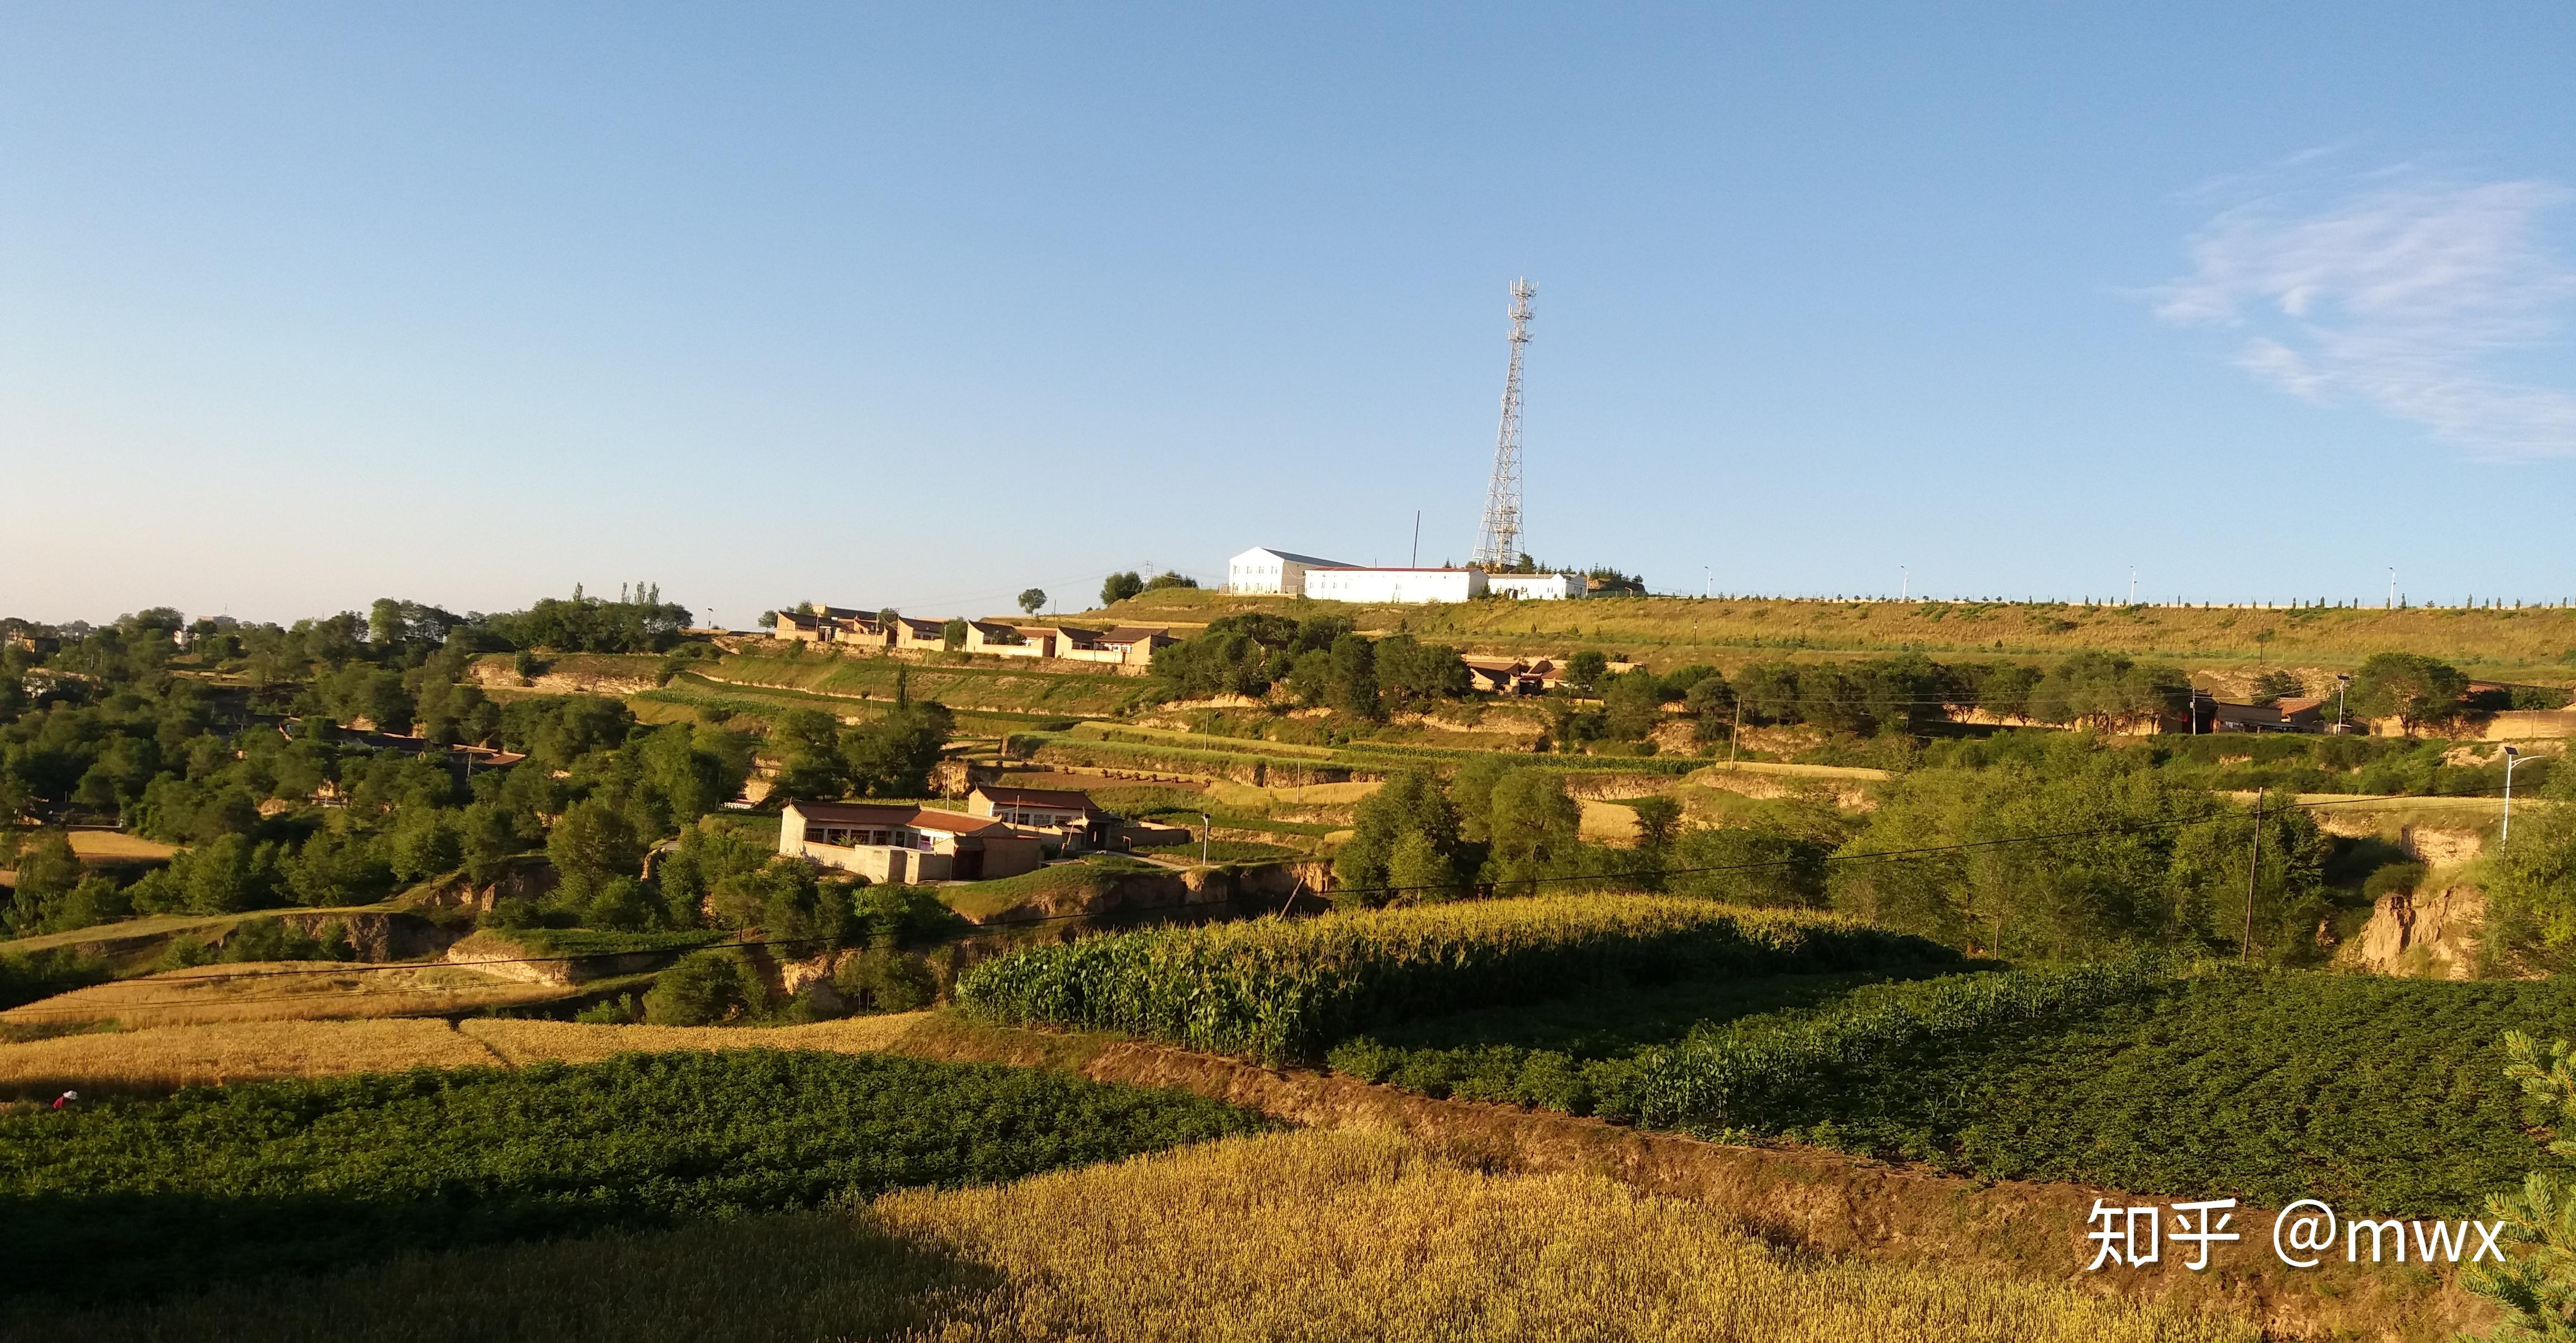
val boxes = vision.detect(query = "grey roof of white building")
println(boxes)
[1235,546,1347,568]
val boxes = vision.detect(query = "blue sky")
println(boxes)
[4,3,2573,625]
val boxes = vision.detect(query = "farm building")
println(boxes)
[1462,655,1562,695]
[1227,547,1347,595]
[965,784,1115,853]
[777,799,1044,882]
[2205,697,2329,734]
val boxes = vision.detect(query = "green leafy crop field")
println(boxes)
[0,1048,1265,1302]
[1334,963,2576,1218]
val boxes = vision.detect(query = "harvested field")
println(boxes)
[64,831,182,863]
[0,961,572,1030]
[0,1013,933,1096]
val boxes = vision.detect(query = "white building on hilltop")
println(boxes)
[1484,573,1587,600]
[1303,566,1487,604]
[1227,547,1347,595]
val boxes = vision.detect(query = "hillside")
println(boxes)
[1083,589,2576,680]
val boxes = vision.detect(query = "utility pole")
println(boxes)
[1411,510,1420,568]
[2129,568,2136,604]
[1901,565,1909,599]
[2242,792,2264,964]
[1471,280,1535,569]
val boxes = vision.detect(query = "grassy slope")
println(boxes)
[690,651,1147,718]
[1086,588,2576,679]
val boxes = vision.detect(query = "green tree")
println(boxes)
[2464,1032,2576,1339]
[2483,803,2576,973]
[3,833,83,934]
[1017,588,1048,616]
[642,947,769,1025]
[1629,795,1682,888]
[1328,633,1381,721]
[1101,571,1146,604]
[1602,669,1666,741]
[1668,825,1833,907]
[2349,652,2471,735]
[548,799,644,895]
[1564,650,1609,695]
[2249,670,2304,706]
[940,618,968,652]
[842,702,955,797]
[1484,769,1581,894]
[387,808,464,883]
[771,708,847,799]
[1333,769,1461,900]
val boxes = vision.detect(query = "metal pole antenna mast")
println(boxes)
[1471,278,1535,570]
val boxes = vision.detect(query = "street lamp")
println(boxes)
[2504,746,2536,844]
[1198,812,1211,867]
[2334,674,2351,734]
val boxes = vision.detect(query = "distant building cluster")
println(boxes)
[772,605,1173,670]
[1225,547,1587,604]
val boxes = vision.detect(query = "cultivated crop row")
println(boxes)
[954,895,1958,1063]
[0,1048,1263,1303]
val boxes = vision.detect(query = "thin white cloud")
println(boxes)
[2151,172,2576,457]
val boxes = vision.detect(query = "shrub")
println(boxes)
[642,948,770,1025]
[956,895,1956,1064]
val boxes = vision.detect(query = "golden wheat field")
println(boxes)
[0,1013,936,1095]
[0,961,574,1030]
[6,1128,2258,1343]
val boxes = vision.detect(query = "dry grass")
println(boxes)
[0,1018,500,1095]
[3,1128,2257,1343]
[64,831,183,862]
[0,1013,935,1096]
[0,961,576,1031]
[882,1128,2256,1343]
[460,1013,930,1066]
[1091,587,2576,677]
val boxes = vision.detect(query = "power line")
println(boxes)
[9,783,2525,1015]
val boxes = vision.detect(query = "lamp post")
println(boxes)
[2334,674,2351,734]
[1197,812,1211,867]
[2504,746,2534,844]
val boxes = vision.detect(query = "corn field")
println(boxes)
[1628,954,2176,1134]
[954,895,1957,1063]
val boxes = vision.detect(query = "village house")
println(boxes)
[963,784,1115,854]
[776,798,1044,882]
[2204,697,2329,734]
[773,603,1173,674]
[1462,655,1561,696]
[773,606,894,646]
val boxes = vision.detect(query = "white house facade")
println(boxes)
[1227,547,1346,595]
[1302,566,1487,604]
[1484,573,1587,600]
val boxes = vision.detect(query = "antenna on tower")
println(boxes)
[1471,278,1535,570]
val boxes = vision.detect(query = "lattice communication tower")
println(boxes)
[1471,278,1535,570]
